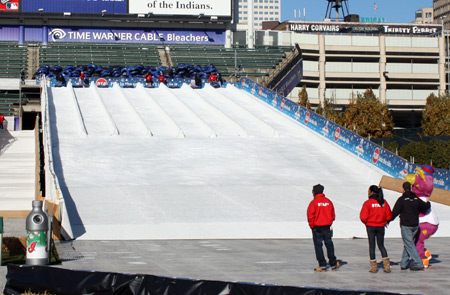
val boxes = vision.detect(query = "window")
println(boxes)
[244,17,247,20]
[426,12,432,18]
[415,11,423,18]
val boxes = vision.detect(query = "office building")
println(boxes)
[236,0,281,30]
[254,21,444,127]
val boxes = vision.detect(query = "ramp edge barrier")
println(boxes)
[40,76,74,240]
[4,264,405,295]
[237,77,450,190]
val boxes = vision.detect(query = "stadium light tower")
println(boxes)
[324,0,349,21]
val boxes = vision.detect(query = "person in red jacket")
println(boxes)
[158,74,166,85]
[0,113,4,129]
[144,72,153,85]
[307,184,339,272]
[80,71,89,87]
[209,73,217,83]
[360,185,392,273]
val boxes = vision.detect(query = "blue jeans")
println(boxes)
[401,225,424,268]
[312,226,337,268]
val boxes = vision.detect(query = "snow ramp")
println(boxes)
[44,80,450,240]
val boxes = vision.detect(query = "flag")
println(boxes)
[374,2,378,11]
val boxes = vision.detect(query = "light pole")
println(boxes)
[442,16,449,93]
[447,31,449,93]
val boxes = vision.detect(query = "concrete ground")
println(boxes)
[1,218,450,295]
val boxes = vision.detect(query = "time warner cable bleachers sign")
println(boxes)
[0,26,225,44]
[46,27,224,44]
[21,0,231,17]
[238,78,450,190]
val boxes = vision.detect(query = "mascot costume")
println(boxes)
[405,164,439,268]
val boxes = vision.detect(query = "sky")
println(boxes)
[281,0,433,23]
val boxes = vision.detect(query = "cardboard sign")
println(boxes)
[379,175,450,206]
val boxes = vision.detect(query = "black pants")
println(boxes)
[312,226,337,268]
[366,226,388,260]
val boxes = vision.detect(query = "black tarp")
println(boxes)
[4,264,405,295]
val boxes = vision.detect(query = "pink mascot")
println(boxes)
[405,164,439,268]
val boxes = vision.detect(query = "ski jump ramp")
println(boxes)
[43,80,450,240]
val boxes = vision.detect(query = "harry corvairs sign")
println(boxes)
[129,0,231,17]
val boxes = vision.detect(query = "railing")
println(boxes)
[266,44,302,89]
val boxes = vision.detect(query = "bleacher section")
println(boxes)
[0,91,21,116]
[169,45,290,81]
[0,42,290,85]
[39,43,162,68]
[0,42,27,79]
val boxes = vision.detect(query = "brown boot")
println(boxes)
[382,257,391,273]
[314,267,327,272]
[369,260,377,273]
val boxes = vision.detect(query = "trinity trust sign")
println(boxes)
[288,22,440,36]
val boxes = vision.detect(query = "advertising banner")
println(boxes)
[0,0,19,11]
[46,77,190,88]
[288,22,441,36]
[21,0,127,14]
[129,0,231,17]
[239,78,450,190]
[46,27,225,44]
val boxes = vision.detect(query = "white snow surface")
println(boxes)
[0,130,35,210]
[47,83,450,240]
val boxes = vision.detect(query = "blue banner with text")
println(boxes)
[238,78,450,190]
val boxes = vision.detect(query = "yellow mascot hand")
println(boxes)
[405,174,416,185]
